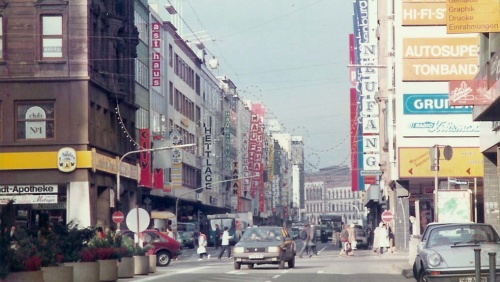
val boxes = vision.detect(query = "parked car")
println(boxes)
[354,228,368,249]
[413,223,500,282]
[411,222,453,279]
[232,226,296,270]
[120,229,182,267]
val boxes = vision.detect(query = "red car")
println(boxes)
[121,229,181,267]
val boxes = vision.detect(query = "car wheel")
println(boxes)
[234,261,241,270]
[157,251,172,267]
[288,255,295,268]
[247,264,254,269]
[412,263,418,280]
[418,269,427,282]
[279,260,285,269]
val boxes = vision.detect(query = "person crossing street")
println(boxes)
[218,226,233,259]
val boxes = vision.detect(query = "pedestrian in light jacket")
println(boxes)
[218,226,233,259]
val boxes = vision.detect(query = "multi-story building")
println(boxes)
[0,1,138,228]
[304,166,362,225]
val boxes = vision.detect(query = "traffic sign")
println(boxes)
[112,211,124,223]
[125,208,150,233]
[381,210,394,223]
[360,170,382,176]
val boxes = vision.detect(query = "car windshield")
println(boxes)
[427,224,500,247]
[241,228,282,242]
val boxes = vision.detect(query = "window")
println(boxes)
[42,15,63,58]
[16,102,55,140]
[0,16,3,59]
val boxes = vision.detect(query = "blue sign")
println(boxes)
[403,94,472,115]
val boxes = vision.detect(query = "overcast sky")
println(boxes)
[157,0,353,171]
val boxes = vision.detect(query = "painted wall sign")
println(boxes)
[402,2,446,26]
[0,184,58,194]
[446,0,500,34]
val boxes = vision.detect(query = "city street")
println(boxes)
[121,242,413,282]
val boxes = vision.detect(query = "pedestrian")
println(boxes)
[366,227,373,250]
[309,224,318,257]
[166,226,175,239]
[347,224,356,256]
[197,231,210,260]
[218,226,233,259]
[96,226,105,239]
[214,224,221,249]
[378,223,391,255]
[338,224,350,257]
[373,222,382,253]
[388,225,395,253]
[299,224,311,258]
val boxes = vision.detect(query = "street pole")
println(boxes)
[174,175,257,222]
[434,145,439,222]
[116,143,196,231]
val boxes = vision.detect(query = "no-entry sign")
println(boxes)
[112,211,124,224]
[381,210,394,223]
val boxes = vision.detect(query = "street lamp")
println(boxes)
[116,143,196,230]
[174,175,258,222]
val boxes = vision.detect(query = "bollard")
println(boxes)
[475,249,481,282]
[489,252,496,282]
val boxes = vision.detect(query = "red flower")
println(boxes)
[24,256,42,271]
[80,249,96,262]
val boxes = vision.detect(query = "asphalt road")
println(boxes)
[120,242,414,282]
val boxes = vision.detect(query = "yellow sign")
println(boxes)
[403,58,478,81]
[403,37,479,59]
[399,147,484,178]
[446,0,500,33]
[403,3,446,26]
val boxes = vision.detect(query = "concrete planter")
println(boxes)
[98,259,118,282]
[148,254,157,273]
[0,270,44,282]
[64,261,99,282]
[42,265,73,282]
[133,255,149,275]
[117,257,134,278]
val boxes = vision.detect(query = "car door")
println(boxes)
[281,228,294,260]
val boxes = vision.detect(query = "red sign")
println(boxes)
[112,211,124,224]
[381,210,394,223]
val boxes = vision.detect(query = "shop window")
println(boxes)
[41,15,63,59]
[16,101,55,140]
[0,16,3,60]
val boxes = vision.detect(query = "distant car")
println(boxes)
[232,226,296,270]
[354,228,368,249]
[413,223,500,282]
[120,229,182,267]
[177,230,195,249]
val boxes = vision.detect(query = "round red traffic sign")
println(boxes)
[381,210,394,223]
[112,211,124,224]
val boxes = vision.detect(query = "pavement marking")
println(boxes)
[272,275,280,279]
[132,266,210,281]
[317,270,324,274]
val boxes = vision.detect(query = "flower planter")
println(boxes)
[98,259,118,282]
[133,255,149,275]
[117,257,134,278]
[0,270,44,282]
[64,261,99,282]
[42,265,74,282]
[148,254,157,273]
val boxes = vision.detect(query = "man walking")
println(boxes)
[298,224,311,258]
[309,224,318,257]
[218,226,233,259]
[214,224,221,250]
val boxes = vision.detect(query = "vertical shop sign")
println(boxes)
[151,22,161,88]
[139,129,152,188]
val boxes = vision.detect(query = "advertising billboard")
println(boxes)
[399,147,484,178]
[446,0,500,34]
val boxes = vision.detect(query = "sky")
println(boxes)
[157,0,354,171]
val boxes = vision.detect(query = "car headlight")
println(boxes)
[233,247,244,254]
[427,251,442,267]
[267,246,281,253]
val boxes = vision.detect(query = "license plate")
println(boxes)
[459,277,487,282]
[248,255,263,259]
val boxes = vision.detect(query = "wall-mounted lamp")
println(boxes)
[164,4,177,14]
